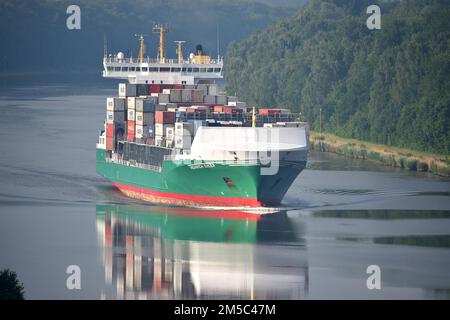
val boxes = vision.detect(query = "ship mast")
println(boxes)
[153,24,168,63]
[134,34,147,63]
[174,41,185,64]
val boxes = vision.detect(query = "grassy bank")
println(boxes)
[309,131,450,177]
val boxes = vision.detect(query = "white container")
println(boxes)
[155,135,164,147]
[107,97,125,111]
[175,135,192,149]
[166,127,175,141]
[155,123,174,136]
[175,122,194,136]
[135,124,148,139]
[127,109,135,121]
[127,97,136,110]
[165,140,174,148]
[208,84,218,96]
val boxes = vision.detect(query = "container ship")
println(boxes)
[96,25,309,208]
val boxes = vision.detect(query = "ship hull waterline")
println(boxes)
[96,148,306,208]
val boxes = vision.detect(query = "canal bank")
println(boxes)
[310,131,450,177]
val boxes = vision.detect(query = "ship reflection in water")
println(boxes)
[95,205,308,300]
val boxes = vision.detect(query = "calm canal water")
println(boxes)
[0,82,449,299]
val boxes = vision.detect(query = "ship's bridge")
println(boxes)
[102,56,223,85]
[103,25,224,85]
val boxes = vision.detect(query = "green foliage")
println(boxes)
[225,0,450,155]
[0,0,300,73]
[0,269,25,300]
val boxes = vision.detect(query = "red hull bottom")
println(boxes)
[113,182,263,208]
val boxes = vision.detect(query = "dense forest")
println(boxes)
[226,0,450,155]
[0,0,305,73]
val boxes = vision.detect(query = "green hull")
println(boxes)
[96,148,305,207]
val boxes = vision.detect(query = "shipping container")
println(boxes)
[175,135,192,149]
[135,124,148,139]
[126,121,135,142]
[175,122,194,136]
[203,95,217,104]
[155,123,174,136]
[223,106,243,114]
[155,111,175,124]
[155,135,164,147]
[106,136,114,151]
[106,123,114,137]
[106,110,125,124]
[155,104,167,112]
[214,105,224,113]
[149,84,161,94]
[135,111,155,126]
[158,93,170,104]
[127,97,136,110]
[165,126,175,142]
[208,84,218,96]
[165,140,174,148]
[107,97,125,111]
[118,83,137,97]
[216,95,227,105]
[136,84,149,96]
[169,89,182,103]
[135,98,157,112]
[127,109,135,121]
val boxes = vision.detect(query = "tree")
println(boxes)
[0,269,25,300]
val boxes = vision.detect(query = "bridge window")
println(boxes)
[114,67,120,72]
[182,67,187,72]
[214,68,221,72]
[187,68,193,72]
[200,68,206,73]
[160,67,170,72]
[171,67,181,72]
[130,66,136,71]
[121,66,128,72]
[193,68,199,72]
[135,67,141,72]
[142,67,148,72]
[107,66,113,71]
[207,68,213,72]
[149,67,158,72]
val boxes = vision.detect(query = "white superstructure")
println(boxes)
[103,25,223,85]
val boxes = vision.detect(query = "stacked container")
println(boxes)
[155,111,175,148]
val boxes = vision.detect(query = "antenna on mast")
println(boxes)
[174,41,186,64]
[103,33,107,57]
[216,24,220,60]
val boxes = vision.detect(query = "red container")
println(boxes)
[174,84,184,89]
[149,84,161,94]
[259,108,281,116]
[223,106,243,114]
[127,120,135,135]
[106,136,114,151]
[106,123,114,137]
[155,111,175,124]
